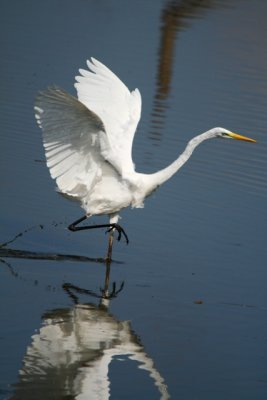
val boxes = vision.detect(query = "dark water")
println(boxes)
[1,0,267,399]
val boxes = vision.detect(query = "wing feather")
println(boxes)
[35,86,111,198]
[74,58,142,175]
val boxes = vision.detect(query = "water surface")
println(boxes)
[1,0,267,399]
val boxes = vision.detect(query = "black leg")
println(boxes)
[68,215,129,244]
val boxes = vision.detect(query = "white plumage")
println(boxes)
[35,57,256,259]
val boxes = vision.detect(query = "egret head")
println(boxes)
[213,127,256,143]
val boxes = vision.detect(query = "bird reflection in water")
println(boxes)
[10,263,170,400]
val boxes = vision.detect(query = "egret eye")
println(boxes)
[219,131,231,139]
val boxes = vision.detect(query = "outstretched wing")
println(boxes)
[35,87,114,198]
[75,58,142,175]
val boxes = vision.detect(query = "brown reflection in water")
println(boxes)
[151,0,214,141]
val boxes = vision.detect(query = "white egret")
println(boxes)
[35,58,256,260]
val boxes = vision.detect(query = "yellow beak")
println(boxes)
[228,132,256,143]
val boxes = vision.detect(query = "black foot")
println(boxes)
[67,215,129,244]
[106,224,129,244]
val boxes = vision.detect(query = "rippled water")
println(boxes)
[1,0,267,399]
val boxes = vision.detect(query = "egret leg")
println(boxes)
[106,229,114,263]
[68,215,129,244]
